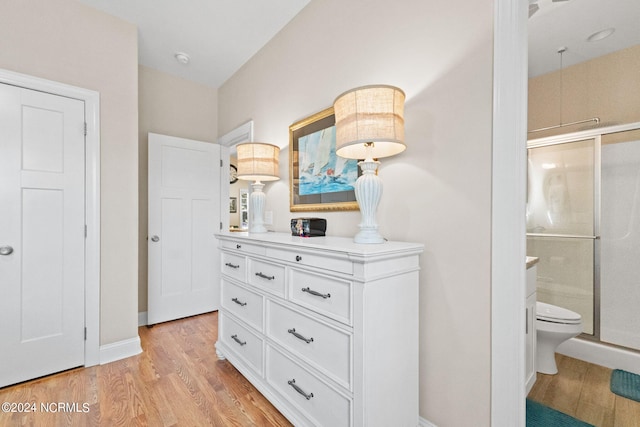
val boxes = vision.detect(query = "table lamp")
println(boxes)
[236,142,280,233]
[333,85,406,243]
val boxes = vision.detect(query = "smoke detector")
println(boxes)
[174,52,190,65]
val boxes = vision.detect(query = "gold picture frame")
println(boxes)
[289,107,360,212]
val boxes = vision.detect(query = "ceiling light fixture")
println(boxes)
[587,28,615,42]
[174,52,190,65]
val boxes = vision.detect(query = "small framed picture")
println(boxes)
[229,197,237,213]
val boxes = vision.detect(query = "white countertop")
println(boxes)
[215,231,424,257]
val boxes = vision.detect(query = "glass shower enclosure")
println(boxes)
[526,137,598,336]
[527,125,640,351]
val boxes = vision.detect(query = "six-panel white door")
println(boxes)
[148,133,221,325]
[0,83,86,388]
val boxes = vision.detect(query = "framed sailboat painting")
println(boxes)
[289,107,360,212]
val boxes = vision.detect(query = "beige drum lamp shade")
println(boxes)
[237,143,280,182]
[334,85,406,159]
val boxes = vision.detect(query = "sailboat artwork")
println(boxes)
[297,125,358,196]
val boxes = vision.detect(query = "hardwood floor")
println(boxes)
[528,353,640,427]
[0,312,292,427]
[6,313,639,427]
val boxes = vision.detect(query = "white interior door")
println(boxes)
[148,133,221,325]
[0,83,85,388]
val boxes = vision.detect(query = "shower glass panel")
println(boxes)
[526,237,594,334]
[600,130,640,350]
[526,138,597,335]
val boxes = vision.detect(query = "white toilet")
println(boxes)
[536,301,582,375]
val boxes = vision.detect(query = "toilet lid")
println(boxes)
[536,301,582,324]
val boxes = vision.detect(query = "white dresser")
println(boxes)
[214,232,423,427]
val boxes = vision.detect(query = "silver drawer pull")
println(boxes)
[287,379,313,400]
[231,297,247,307]
[288,328,314,344]
[236,244,242,249]
[225,262,240,269]
[255,272,275,280]
[230,334,246,346]
[301,287,331,299]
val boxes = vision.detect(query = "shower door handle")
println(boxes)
[527,233,598,239]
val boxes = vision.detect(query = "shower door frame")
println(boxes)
[528,120,640,343]
[527,134,601,340]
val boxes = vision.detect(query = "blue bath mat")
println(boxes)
[611,369,640,402]
[526,399,594,427]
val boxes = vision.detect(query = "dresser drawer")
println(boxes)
[267,247,353,275]
[289,269,352,325]
[221,252,246,282]
[221,280,264,331]
[221,239,266,256]
[267,301,351,389]
[248,258,286,297]
[220,313,263,375]
[266,345,351,427]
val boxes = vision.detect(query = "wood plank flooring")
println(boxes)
[528,353,640,427]
[4,312,639,426]
[0,312,292,427]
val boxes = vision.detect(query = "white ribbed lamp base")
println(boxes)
[249,181,267,233]
[354,159,384,244]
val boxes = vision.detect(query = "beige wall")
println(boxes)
[218,0,495,424]
[0,0,139,345]
[138,65,218,312]
[529,44,640,138]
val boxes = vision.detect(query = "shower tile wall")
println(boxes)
[601,140,640,351]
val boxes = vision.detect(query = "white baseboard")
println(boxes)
[99,336,142,365]
[419,416,437,427]
[138,311,148,326]
[557,337,640,375]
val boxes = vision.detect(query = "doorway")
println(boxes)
[147,133,222,325]
[218,120,254,232]
[527,124,640,352]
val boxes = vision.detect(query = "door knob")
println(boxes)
[0,246,14,256]
[150,235,160,242]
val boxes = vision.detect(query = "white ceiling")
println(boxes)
[76,0,640,86]
[528,0,640,77]
[77,0,310,88]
